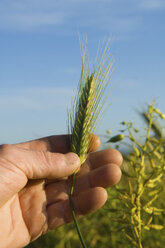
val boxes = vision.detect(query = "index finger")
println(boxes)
[14,134,101,154]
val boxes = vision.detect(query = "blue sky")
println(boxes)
[0,0,165,144]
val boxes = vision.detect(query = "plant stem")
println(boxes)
[69,173,87,248]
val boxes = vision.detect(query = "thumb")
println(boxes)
[24,150,80,179]
[10,145,80,179]
[0,145,80,206]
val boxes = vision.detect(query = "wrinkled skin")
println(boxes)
[0,135,122,248]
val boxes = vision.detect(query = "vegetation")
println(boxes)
[105,102,165,247]
[27,102,165,248]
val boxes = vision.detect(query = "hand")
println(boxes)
[0,135,122,248]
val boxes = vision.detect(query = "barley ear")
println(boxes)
[69,40,113,248]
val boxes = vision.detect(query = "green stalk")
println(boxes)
[69,173,87,248]
[69,75,94,248]
[68,40,113,247]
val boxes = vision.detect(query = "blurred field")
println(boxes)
[27,104,165,248]
[26,185,165,248]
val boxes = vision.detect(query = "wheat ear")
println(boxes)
[70,74,95,163]
[69,40,113,248]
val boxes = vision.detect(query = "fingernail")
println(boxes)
[65,152,80,167]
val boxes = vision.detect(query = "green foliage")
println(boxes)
[106,102,165,247]
[27,102,165,248]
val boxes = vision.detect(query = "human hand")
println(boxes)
[0,135,122,248]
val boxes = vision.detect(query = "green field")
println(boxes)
[27,103,165,248]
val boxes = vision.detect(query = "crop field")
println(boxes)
[27,102,165,248]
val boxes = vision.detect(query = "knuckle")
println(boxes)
[42,151,64,165]
[40,151,66,172]
[0,144,13,156]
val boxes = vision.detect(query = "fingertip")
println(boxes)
[104,163,122,185]
[88,149,123,171]
[89,134,101,152]
[65,152,81,172]
[103,149,123,167]
[97,187,108,204]
[114,149,123,166]
[89,163,122,188]
[77,187,108,215]
[65,152,80,164]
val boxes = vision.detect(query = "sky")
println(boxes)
[0,0,165,144]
